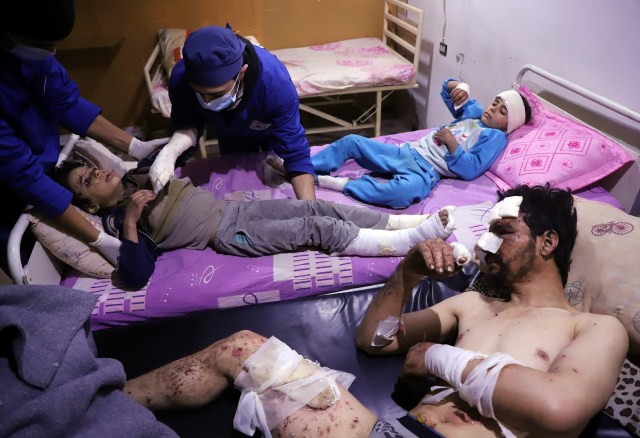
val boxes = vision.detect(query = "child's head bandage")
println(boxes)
[233,337,355,438]
[496,90,526,134]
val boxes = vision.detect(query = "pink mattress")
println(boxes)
[60,130,622,330]
[271,38,416,96]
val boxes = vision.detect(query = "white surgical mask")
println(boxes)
[196,75,242,112]
[10,44,56,61]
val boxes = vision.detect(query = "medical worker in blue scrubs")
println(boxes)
[150,25,316,201]
[0,0,166,275]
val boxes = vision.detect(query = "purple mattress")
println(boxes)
[60,130,622,330]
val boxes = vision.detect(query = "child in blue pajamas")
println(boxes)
[310,79,531,208]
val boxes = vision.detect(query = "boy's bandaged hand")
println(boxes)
[149,129,196,193]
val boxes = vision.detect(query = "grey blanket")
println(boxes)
[0,285,177,437]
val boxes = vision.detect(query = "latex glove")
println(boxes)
[128,137,170,161]
[89,230,122,267]
[148,129,197,193]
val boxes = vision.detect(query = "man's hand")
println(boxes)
[128,137,169,161]
[403,239,461,281]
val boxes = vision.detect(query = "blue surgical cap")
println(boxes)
[183,25,246,87]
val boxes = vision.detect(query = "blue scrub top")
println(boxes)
[0,49,101,229]
[169,44,314,176]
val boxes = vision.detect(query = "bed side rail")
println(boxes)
[516,64,640,125]
[383,0,424,76]
[7,134,80,285]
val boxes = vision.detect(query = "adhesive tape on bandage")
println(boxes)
[453,82,470,110]
[496,90,526,134]
[487,196,523,225]
[371,316,402,347]
[458,352,522,419]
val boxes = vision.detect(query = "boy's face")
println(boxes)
[66,166,125,212]
[481,97,509,131]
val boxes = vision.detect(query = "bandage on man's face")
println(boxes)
[474,196,523,271]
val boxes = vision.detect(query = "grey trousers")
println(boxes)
[212,199,389,256]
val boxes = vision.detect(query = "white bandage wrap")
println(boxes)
[453,82,470,110]
[474,231,504,269]
[496,90,526,134]
[422,346,527,438]
[371,316,402,347]
[233,337,355,438]
[423,344,487,395]
[450,242,471,266]
[487,196,523,225]
[458,352,522,418]
[148,128,197,193]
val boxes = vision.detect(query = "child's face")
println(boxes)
[481,97,509,131]
[66,166,125,212]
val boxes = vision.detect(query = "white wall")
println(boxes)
[408,0,640,134]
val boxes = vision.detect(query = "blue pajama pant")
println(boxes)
[312,134,439,209]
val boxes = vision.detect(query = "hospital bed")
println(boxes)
[7,64,640,435]
[142,0,424,158]
[7,65,640,329]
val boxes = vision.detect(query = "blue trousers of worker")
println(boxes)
[312,134,439,209]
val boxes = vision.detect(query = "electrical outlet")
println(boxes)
[439,42,448,56]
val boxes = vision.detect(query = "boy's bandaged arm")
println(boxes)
[149,128,197,193]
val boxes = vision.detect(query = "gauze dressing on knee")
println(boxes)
[233,337,355,438]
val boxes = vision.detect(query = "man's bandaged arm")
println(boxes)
[485,317,628,433]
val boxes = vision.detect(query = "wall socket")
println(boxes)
[439,41,448,56]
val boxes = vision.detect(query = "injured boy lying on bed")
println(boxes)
[278,78,532,209]
[53,159,455,289]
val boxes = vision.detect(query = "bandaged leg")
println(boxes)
[340,208,455,256]
[233,337,355,438]
[385,214,431,230]
[317,175,350,192]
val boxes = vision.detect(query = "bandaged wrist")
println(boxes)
[424,344,487,389]
[458,352,522,419]
[453,82,470,110]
